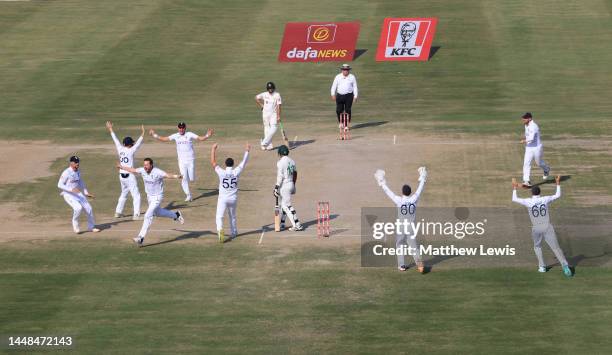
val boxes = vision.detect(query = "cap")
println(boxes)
[521,112,532,119]
[340,64,351,70]
[69,155,80,163]
[178,122,186,128]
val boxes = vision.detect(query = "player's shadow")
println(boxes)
[164,201,204,210]
[352,121,388,130]
[96,219,136,231]
[529,175,571,188]
[141,229,216,248]
[291,139,315,150]
[192,189,218,201]
[407,254,459,274]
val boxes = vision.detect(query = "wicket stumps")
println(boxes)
[339,112,351,140]
[317,201,330,238]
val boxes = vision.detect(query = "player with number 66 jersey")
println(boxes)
[512,176,572,277]
[210,142,250,243]
[375,167,427,273]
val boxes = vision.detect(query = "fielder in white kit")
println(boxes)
[149,122,213,201]
[118,158,185,247]
[210,142,250,243]
[106,121,144,220]
[512,176,573,277]
[255,82,282,151]
[273,145,303,231]
[57,155,100,234]
[375,167,427,273]
[520,112,550,187]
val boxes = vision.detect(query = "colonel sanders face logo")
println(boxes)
[400,22,417,47]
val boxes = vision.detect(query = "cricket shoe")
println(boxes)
[133,236,144,247]
[522,181,532,188]
[562,265,573,278]
[184,195,192,202]
[132,215,142,221]
[218,230,225,243]
[543,169,550,180]
[114,213,124,218]
[398,265,408,272]
[73,227,81,234]
[174,211,185,224]
[90,228,101,233]
[266,143,274,151]
[538,266,547,273]
[289,224,304,231]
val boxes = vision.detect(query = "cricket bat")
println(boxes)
[279,121,290,149]
[274,196,281,232]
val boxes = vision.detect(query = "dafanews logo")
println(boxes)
[375,18,437,61]
[279,22,360,62]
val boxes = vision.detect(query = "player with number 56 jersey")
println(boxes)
[210,143,250,243]
[374,167,427,273]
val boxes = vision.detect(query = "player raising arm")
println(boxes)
[210,142,250,243]
[149,122,214,202]
[118,158,185,247]
[374,167,427,273]
[512,176,572,277]
[106,121,144,220]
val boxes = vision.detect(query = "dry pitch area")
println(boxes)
[1,123,610,269]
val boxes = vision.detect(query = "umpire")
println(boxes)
[330,63,358,126]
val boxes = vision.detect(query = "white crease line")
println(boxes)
[258,227,265,244]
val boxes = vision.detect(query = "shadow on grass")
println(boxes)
[291,139,315,150]
[142,229,216,248]
[352,121,388,130]
[428,46,441,60]
[97,218,136,231]
[525,175,571,188]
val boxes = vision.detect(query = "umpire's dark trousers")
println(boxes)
[335,93,354,122]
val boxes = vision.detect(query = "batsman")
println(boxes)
[273,145,303,231]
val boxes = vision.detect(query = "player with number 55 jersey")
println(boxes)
[374,167,427,273]
[211,143,250,243]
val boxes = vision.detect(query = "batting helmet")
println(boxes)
[277,145,289,156]
[123,136,135,147]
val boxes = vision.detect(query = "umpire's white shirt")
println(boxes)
[331,73,358,97]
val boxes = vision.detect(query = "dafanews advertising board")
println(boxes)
[278,22,360,62]
[375,18,437,61]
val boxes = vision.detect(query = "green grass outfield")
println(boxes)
[2,239,612,354]
[1,0,612,353]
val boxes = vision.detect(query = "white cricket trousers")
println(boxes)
[261,112,278,147]
[178,159,195,198]
[532,224,568,268]
[62,193,95,232]
[115,174,141,216]
[396,232,422,268]
[216,196,237,236]
[523,145,549,182]
[279,182,300,228]
[139,195,177,238]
